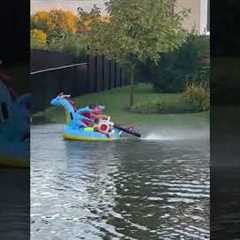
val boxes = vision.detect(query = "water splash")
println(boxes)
[143,133,177,141]
[142,128,209,141]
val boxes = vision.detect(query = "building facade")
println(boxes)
[175,0,209,35]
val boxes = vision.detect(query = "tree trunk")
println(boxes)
[129,65,135,107]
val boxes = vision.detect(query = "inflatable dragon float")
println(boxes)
[50,93,141,141]
[0,70,30,168]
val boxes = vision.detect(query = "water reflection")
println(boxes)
[31,124,209,240]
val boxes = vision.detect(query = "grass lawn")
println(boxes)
[33,84,209,128]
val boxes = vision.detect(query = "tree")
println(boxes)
[31,11,51,33]
[31,10,78,42]
[47,32,87,60]
[48,10,78,36]
[31,29,47,49]
[150,34,210,92]
[80,0,188,107]
[77,5,110,33]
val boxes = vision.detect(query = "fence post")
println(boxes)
[114,62,117,87]
[96,55,104,92]
[88,55,96,92]
[78,64,88,94]
[122,70,128,86]
[116,64,121,87]
[110,61,115,88]
[73,66,78,96]
[43,73,51,110]
[119,68,123,87]
[108,60,112,89]
[103,57,110,90]
[101,55,105,91]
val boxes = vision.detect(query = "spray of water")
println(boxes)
[141,127,209,141]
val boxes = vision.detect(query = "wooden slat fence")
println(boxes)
[31,51,129,113]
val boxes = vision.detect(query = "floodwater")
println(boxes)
[0,169,29,240]
[31,124,209,240]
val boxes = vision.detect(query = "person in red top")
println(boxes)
[77,104,109,126]
[90,104,109,121]
[77,104,113,137]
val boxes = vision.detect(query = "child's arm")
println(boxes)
[77,106,91,114]
[92,113,109,120]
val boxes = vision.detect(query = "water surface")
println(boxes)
[31,124,209,240]
[0,169,29,240]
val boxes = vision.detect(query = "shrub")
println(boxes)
[183,82,210,111]
[135,34,209,93]
[129,82,209,114]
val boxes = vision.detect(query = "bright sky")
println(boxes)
[31,0,108,15]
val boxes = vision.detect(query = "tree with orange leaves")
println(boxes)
[31,10,78,42]
[31,29,47,49]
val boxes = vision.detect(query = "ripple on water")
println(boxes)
[31,124,209,240]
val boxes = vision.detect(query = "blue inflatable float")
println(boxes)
[62,125,121,141]
[0,74,30,168]
[50,93,122,141]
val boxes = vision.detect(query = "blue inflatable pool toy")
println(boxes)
[0,76,30,168]
[50,94,122,142]
[63,125,121,141]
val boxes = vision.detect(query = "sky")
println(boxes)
[31,0,107,15]
[31,0,209,34]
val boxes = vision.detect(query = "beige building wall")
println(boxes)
[175,0,201,33]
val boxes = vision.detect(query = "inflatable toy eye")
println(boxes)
[100,124,108,131]
[98,121,110,133]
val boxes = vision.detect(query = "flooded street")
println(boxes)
[31,124,209,240]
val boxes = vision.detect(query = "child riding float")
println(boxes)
[77,103,113,137]
[50,93,141,141]
[93,117,114,138]
[50,93,120,140]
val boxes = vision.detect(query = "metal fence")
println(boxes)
[31,52,129,113]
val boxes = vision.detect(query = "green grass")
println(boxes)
[33,84,209,128]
